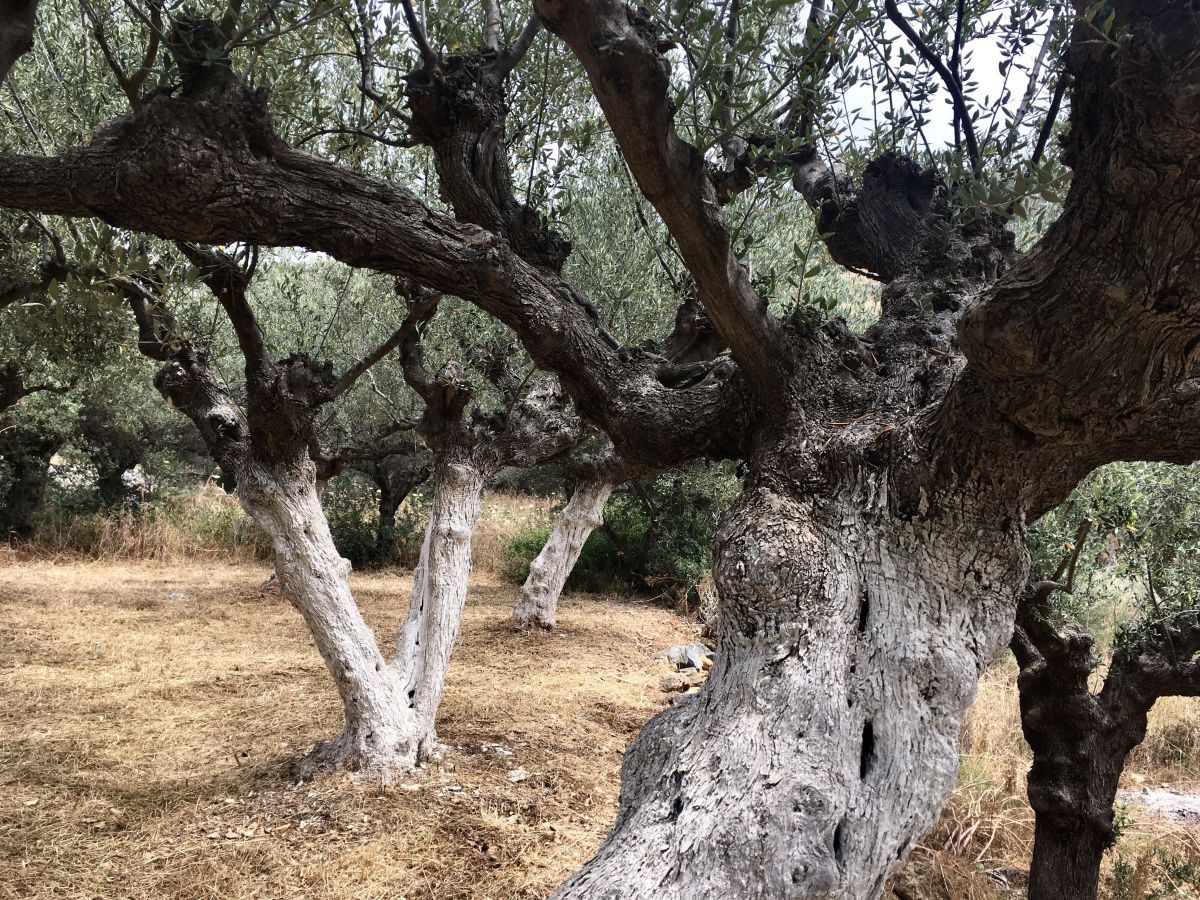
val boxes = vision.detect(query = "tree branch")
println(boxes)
[883,0,980,172]
[495,14,541,78]
[534,0,786,395]
[0,75,752,467]
[947,2,1200,500]
[327,323,410,401]
[398,0,440,74]
[175,242,266,374]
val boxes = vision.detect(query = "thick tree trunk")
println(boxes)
[394,454,486,752]
[553,482,1025,899]
[1027,818,1108,900]
[513,478,614,629]
[237,460,424,778]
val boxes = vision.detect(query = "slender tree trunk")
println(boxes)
[376,480,401,560]
[1014,612,1155,900]
[394,454,486,753]
[513,478,614,629]
[552,482,1025,899]
[237,460,424,777]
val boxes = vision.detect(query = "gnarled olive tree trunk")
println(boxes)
[394,453,485,754]
[238,459,424,775]
[554,472,1026,899]
[1014,585,1200,900]
[512,476,614,629]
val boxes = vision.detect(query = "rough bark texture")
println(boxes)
[1013,588,1200,900]
[240,460,424,776]
[394,452,486,754]
[513,477,615,629]
[552,483,1024,899]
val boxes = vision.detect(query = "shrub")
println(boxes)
[323,471,427,570]
[502,523,553,584]
[29,483,271,561]
[502,462,739,609]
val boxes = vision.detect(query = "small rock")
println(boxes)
[659,673,688,693]
[665,643,713,671]
[167,591,192,603]
[507,768,530,783]
[669,687,701,706]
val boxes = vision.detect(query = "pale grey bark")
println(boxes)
[236,452,487,777]
[551,486,1026,899]
[512,477,615,629]
[395,454,486,745]
[238,460,421,778]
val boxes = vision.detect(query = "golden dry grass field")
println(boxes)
[1,558,1198,899]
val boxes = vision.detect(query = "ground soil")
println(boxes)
[0,562,697,900]
[2,561,1198,899]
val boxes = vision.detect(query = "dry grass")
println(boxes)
[898,663,1200,899]
[0,561,699,900]
[2,560,1198,899]
[470,493,557,576]
[12,485,272,564]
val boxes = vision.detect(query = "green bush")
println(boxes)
[502,523,553,583]
[323,471,427,570]
[502,462,738,607]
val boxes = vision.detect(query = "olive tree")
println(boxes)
[2,0,1198,896]
[1016,461,1200,900]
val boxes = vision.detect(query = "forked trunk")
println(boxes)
[1015,616,1160,900]
[394,454,486,750]
[513,478,614,629]
[553,481,1025,899]
[237,460,422,777]
[239,454,487,776]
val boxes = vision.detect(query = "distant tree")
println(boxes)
[1015,463,1200,900]
[512,441,629,629]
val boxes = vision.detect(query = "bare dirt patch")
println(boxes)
[0,562,699,900]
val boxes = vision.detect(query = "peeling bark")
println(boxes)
[513,477,615,629]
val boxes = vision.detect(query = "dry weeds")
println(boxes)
[2,561,1198,899]
[0,561,698,899]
